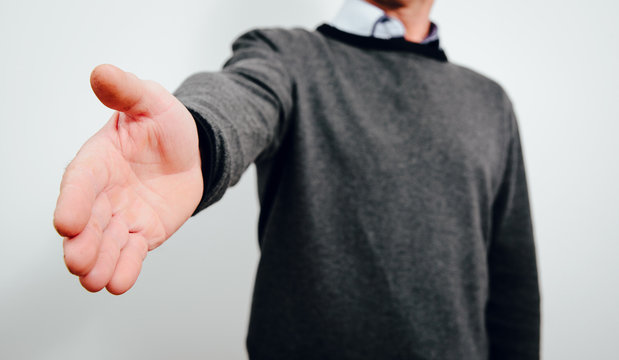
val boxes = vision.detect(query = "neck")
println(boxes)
[364,0,434,43]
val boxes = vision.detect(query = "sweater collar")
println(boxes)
[317,24,448,62]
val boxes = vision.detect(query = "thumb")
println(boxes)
[90,64,159,117]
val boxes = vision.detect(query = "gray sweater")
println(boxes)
[174,25,540,360]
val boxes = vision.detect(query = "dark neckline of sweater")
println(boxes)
[316,24,448,62]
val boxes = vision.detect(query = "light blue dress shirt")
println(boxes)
[329,0,439,43]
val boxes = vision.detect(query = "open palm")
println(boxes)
[54,65,203,294]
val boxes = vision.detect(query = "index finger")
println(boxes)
[54,141,111,238]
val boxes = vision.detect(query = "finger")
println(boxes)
[54,148,110,238]
[106,233,148,295]
[79,216,128,292]
[90,64,168,117]
[63,193,112,276]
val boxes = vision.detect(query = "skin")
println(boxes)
[365,0,435,43]
[54,64,202,294]
[54,0,436,294]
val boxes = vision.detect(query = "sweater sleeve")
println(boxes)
[486,105,541,359]
[174,29,295,214]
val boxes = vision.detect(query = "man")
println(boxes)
[54,0,540,358]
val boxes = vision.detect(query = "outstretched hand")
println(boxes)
[54,65,203,294]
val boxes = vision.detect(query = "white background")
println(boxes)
[1,0,618,359]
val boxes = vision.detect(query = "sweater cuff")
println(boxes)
[186,107,218,216]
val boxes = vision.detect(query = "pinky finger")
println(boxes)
[106,233,148,295]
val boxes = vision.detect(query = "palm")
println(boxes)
[54,65,202,294]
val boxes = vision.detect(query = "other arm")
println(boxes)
[486,106,541,359]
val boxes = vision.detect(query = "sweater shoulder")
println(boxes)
[447,62,514,108]
[232,27,323,56]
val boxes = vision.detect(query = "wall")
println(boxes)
[0,0,617,358]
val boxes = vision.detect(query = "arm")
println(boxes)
[54,30,293,294]
[486,106,541,359]
[175,29,294,213]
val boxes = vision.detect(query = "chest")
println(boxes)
[302,74,508,192]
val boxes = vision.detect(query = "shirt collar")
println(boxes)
[329,0,439,44]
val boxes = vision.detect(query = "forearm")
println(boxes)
[486,227,540,359]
